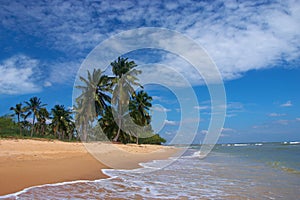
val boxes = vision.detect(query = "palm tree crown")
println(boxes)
[75,68,112,141]
[51,105,73,140]
[130,90,152,126]
[10,103,25,135]
[24,97,47,136]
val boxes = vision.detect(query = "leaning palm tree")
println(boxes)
[10,103,25,135]
[24,97,47,137]
[129,90,152,144]
[75,69,112,141]
[111,57,142,142]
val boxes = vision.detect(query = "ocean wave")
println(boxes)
[267,161,300,175]
[255,143,263,146]
[0,179,106,199]
[0,155,178,199]
[233,143,250,147]
[222,143,263,147]
[283,141,300,145]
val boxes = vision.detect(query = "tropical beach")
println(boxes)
[1,140,299,199]
[0,139,178,196]
[1,0,300,199]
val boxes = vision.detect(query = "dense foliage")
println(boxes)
[1,57,166,145]
[1,98,75,141]
[75,57,165,144]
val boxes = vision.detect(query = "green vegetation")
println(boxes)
[1,57,166,145]
[1,99,75,141]
[75,57,165,144]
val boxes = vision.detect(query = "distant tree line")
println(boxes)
[0,96,75,141]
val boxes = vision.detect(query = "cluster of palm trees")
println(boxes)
[10,97,75,140]
[7,57,165,144]
[75,57,165,144]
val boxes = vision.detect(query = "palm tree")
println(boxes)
[36,107,50,136]
[130,90,152,126]
[111,57,142,142]
[73,99,88,141]
[51,105,73,140]
[129,90,152,144]
[10,103,25,135]
[24,97,47,137]
[75,69,112,141]
[20,111,32,135]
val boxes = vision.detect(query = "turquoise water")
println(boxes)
[1,142,299,199]
[215,142,300,173]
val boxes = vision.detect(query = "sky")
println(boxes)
[0,0,300,144]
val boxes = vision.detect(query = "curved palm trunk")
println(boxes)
[113,101,123,142]
[113,118,121,142]
[82,123,88,142]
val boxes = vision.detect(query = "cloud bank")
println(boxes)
[0,0,299,93]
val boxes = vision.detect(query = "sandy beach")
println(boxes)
[0,139,178,196]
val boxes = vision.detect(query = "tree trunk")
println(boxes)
[80,122,88,142]
[18,115,22,136]
[113,118,121,142]
[41,124,45,135]
[31,114,35,137]
[69,130,72,141]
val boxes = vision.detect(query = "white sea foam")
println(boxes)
[0,179,104,199]
[255,143,263,146]
[233,143,249,147]
[289,141,300,145]
[283,141,300,145]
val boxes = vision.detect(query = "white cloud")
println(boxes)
[0,55,41,94]
[274,119,289,125]
[221,127,236,133]
[200,127,235,135]
[43,81,52,87]
[295,118,300,121]
[200,130,208,134]
[220,134,229,137]
[164,120,177,126]
[226,113,237,118]
[268,113,286,117]
[194,106,209,110]
[48,60,80,85]
[280,100,293,107]
[151,106,171,112]
[152,96,162,101]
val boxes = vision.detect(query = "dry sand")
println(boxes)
[0,139,178,196]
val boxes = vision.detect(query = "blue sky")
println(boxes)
[0,0,300,143]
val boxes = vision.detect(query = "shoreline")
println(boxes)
[0,139,178,196]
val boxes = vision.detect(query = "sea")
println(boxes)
[1,142,299,199]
